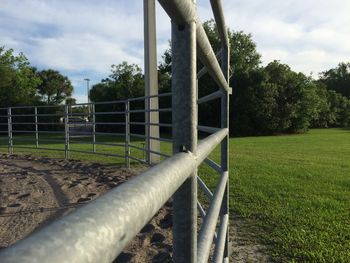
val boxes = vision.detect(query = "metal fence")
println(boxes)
[0,93,172,166]
[0,0,230,262]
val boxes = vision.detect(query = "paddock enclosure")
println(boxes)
[0,0,231,262]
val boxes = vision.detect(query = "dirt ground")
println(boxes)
[0,153,271,263]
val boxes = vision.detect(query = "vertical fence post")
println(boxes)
[35,107,39,148]
[144,0,160,165]
[92,103,96,153]
[125,100,130,168]
[171,2,198,261]
[7,107,13,154]
[64,105,69,159]
[221,37,230,259]
[145,96,151,164]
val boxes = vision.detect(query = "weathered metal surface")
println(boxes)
[7,107,13,154]
[0,129,226,263]
[92,104,96,153]
[125,100,130,168]
[221,29,231,261]
[213,213,229,263]
[197,175,213,200]
[158,0,229,92]
[64,105,69,159]
[197,90,222,104]
[210,0,229,48]
[198,125,221,134]
[171,4,198,260]
[144,0,160,165]
[197,171,229,263]
[34,107,39,148]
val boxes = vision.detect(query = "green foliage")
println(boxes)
[319,62,350,98]
[200,21,350,134]
[90,61,144,102]
[326,90,350,127]
[65,97,76,105]
[232,61,322,135]
[0,46,41,106]
[0,46,75,107]
[203,20,261,75]
[199,21,262,132]
[37,69,73,105]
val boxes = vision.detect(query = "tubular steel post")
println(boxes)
[7,107,13,154]
[125,100,130,168]
[145,96,151,164]
[144,0,160,165]
[197,171,228,263]
[64,105,69,159]
[221,27,230,262]
[212,213,229,263]
[171,0,198,261]
[158,0,229,92]
[92,104,96,153]
[34,107,39,148]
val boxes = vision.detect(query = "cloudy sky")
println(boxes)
[1,0,349,102]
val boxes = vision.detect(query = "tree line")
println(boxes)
[1,20,349,136]
[90,20,350,136]
[0,46,74,107]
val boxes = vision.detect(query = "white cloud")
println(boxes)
[1,0,350,101]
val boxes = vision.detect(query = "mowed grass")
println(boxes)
[200,128,350,262]
[0,133,172,165]
[0,128,349,262]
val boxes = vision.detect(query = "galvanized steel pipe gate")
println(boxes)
[0,0,231,262]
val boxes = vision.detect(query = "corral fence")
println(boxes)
[0,0,231,262]
[0,92,173,167]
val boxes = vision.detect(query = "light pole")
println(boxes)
[84,78,90,115]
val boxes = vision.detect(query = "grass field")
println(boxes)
[1,128,349,262]
[0,133,172,165]
[214,128,349,262]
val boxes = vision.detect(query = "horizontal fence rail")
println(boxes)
[0,0,230,262]
[0,128,228,263]
[0,93,172,167]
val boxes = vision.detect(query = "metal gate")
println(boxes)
[0,0,231,262]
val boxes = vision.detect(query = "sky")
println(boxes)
[1,0,349,103]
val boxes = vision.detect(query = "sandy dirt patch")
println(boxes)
[0,153,271,262]
[230,215,272,262]
[0,154,173,263]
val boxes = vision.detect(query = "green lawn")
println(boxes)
[1,128,349,262]
[0,133,172,165]
[202,128,349,262]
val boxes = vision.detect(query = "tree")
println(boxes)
[90,61,144,102]
[37,69,73,105]
[232,61,321,135]
[158,20,350,135]
[203,20,261,75]
[65,97,76,105]
[0,47,41,107]
[319,62,350,98]
[326,90,350,127]
[196,21,263,133]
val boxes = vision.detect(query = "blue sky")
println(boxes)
[1,0,349,103]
